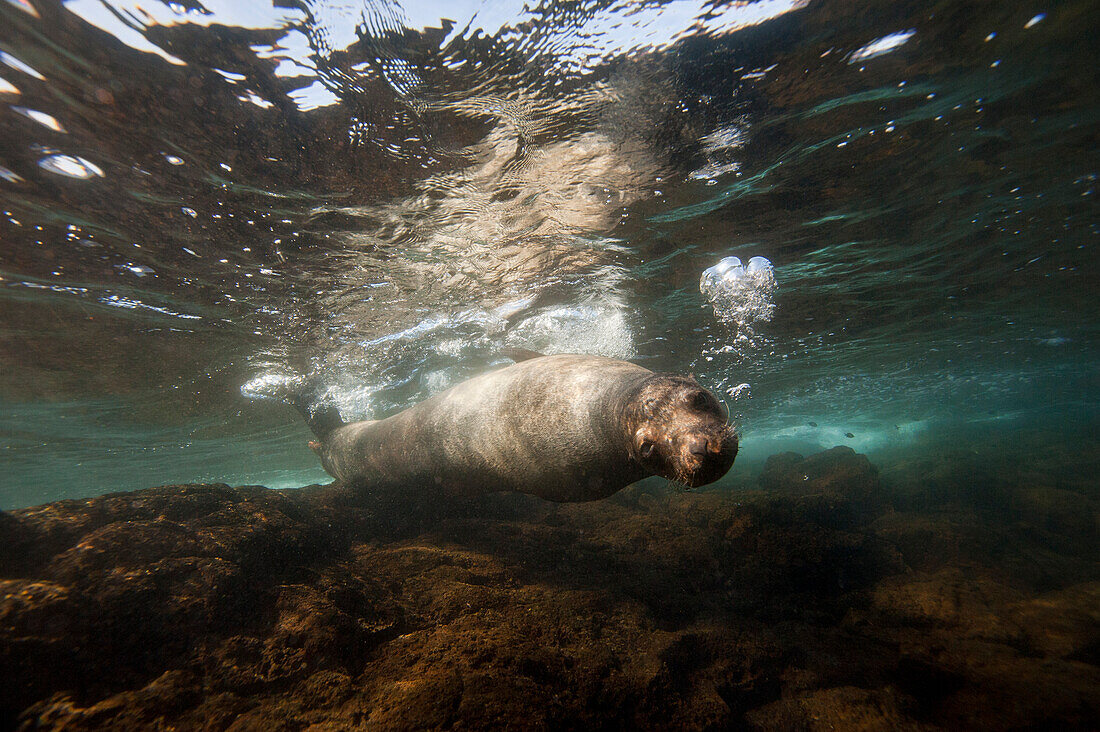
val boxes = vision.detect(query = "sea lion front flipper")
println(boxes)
[501,347,547,363]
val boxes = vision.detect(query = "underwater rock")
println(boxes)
[1007,484,1098,539]
[745,685,927,731]
[756,446,885,530]
[870,567,1028,644]
[758,445,878,495]
[1,445,1098,729]
[1009,581,1100,660]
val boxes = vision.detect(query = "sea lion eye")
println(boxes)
[690,391,710,410]
[640,441,656,459]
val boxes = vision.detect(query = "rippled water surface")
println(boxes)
[0,0,1096,506]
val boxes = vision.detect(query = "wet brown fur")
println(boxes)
[310,354,737,502]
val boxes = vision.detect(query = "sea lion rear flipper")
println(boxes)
[241,372,345,440]
[501,347,547,362]
[291,386,345,441]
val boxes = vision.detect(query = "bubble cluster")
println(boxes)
[698,255,777,409]
[700,255,777,329]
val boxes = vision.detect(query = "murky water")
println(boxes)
[1,0,1096,502]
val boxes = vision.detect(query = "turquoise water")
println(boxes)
[1,0,1097,508]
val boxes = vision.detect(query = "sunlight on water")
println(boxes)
[0,0,1095,508]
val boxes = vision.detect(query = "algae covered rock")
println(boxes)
[1,443,1098,730]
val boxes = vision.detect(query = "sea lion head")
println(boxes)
[626,375,738,488]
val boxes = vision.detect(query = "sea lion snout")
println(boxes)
[629,376,739,488]
[676,424,738,487]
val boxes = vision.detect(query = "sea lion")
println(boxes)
[294,354,737,502]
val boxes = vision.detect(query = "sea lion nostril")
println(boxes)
[687,435,709,457]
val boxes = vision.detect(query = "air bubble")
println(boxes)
[0,165,23,182]
[700,256,744,298]
[746,256,772,274]
[12,106,65,132]
[700,254,777,331]
[38,154,104,179]
[117,263,155,277]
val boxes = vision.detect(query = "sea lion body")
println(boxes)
[309,354,737,502]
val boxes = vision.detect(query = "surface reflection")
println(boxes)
[0,0,1095,501]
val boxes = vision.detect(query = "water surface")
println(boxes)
[0,0,1096,505]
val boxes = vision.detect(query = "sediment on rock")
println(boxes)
[1,446,1097,729]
